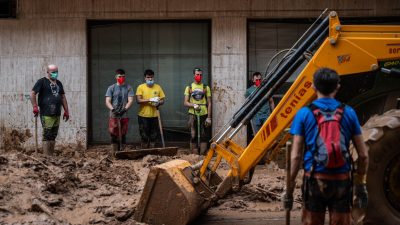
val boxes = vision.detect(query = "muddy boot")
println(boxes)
[110,143,118,158]
[190,142,199,155]
[42,141,50,155]
[199,142,208,155]
[49,141,55,156]
[149,142,155,149]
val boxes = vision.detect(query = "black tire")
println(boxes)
[360,109,400,225]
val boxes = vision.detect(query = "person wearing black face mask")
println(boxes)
[105,69,134,157]
[245,72,275,135]
[30,64,70,156]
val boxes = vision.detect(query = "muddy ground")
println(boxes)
[0,145,303,225]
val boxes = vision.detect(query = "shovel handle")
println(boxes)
[117,117,123,151]
[156,110,165,148]
[35,116,38,154]
[286,141,292,225]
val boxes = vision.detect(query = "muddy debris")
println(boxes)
[0,146,301,225]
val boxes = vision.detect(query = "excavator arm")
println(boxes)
[135,11,400,225]
[201,12,400,198]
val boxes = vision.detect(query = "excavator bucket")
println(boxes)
[134,159,222,225]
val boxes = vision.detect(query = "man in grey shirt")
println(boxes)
[105,69,134,157]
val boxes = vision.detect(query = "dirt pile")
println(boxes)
[0,148,148,225]
[0,147,297,225]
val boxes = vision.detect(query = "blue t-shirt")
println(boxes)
[290,98,362,173]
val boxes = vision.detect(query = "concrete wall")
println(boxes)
[0,0,399,149]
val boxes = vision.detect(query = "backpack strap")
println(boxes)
[188,83,208,104]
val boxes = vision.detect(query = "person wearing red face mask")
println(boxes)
[184,67,212,155]
[105,69,134,158]
[245,72,275,135]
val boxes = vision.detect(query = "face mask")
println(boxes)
[117,77,125,85]
[50,71,58,80]
[254,79,261,87]
[194,75,202,83]
[146,80,154,86]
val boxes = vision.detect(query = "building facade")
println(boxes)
[0,0,399,149]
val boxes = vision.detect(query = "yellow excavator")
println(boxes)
[134,11,400,225]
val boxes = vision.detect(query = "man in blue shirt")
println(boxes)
[283,68,369,225]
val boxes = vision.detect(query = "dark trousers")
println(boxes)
[188,114,211,143]
[138,116,158,144]
[40,116,60,141]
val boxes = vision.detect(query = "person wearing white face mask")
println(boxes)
[136,69,165,149]
[30,64,70,156]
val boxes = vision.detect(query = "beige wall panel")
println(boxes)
[18,0,399,19]
[0,13,87,149]
[212,17,247,145]
[1,0,399,148]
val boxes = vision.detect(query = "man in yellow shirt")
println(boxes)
[136,69,165,149]
[184,67,212,155]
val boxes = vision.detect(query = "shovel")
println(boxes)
[35,116,38,154]
[286,141,292,225]
[196,111,201,153]
[156,109,165,148]
[115,108,179,160]
[117,117,123,152]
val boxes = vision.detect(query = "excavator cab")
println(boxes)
[135,11,400,225]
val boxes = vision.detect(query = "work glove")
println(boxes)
[118,108,127,116]
[282,193,293,210]
[33,105,39,117]
[111,108,118,116]
[193,104,200,112]
[149,97,160,107]
[63,111,70,122]
[205,117,212,127]
[354,184,368,209]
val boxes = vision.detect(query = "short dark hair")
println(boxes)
[193,67,202,74]
[252,72,262,78]
[115,69,125,75]
[313,68,340,95]
[144,69,154,77]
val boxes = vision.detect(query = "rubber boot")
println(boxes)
[110,143,118,158]
[149,142,156,149]
[200,142,208,155]
[190,142,199,155]
[49,141,55,156]
[42,141,50,155]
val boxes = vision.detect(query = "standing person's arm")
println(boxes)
[105,97,113,110]
[125,96,134,109]
[207,96,212,118]
[353,134,369,209]
[30,91,38,108]
[61,94,70,121]
[125,86,135,110]
[269,98,275,112]
[158,86,166,106]
[353,134,369,176]
[31,79,42,117]
[288,135,304,193]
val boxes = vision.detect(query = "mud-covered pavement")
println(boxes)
[0,145,303,225]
